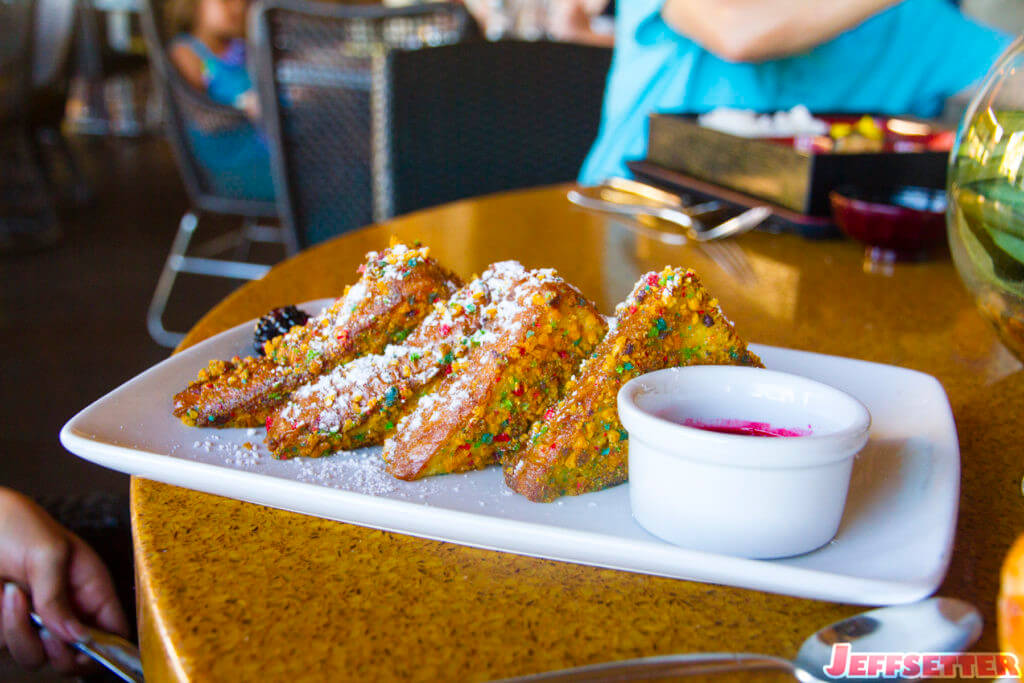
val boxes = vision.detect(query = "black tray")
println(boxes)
[645,113,949,216]
[627,160,841,240]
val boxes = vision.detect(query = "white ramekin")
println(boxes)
[617,365,871,559]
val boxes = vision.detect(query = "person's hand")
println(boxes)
[0,489,129,675]
[235,90,261,120]
[547,0,595,43]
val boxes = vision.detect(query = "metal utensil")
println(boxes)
[494,597,982,682]
[699,238,758,284]
[699,205,772,241]
[579,179,761,280]
[595,185,722,217]
[28,610,144,683]
[567,188,767,242]
[568,188,709,235]
[603,176,690,207]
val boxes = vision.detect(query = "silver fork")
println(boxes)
[699,238,758,284]
[568,182,763,283]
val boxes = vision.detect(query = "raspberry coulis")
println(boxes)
[680,418,811,437]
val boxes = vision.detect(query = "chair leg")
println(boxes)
[29,125,96,208]
[282,221,300,257]
[51,129,95,207]
[146,210,198,348]
[24,128,56,196]
[232,217,256,261]
[0,128,61,254]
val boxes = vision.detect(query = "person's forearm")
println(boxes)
[661,0,899,62]
[576,30,615,47]
[552,27,615,47]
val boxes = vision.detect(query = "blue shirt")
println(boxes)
[579,0,1011,183]
[172,35,253,107]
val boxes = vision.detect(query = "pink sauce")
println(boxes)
[680,418,811,438]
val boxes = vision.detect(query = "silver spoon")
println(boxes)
[495,597,982,682]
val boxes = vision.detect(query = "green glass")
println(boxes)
[948,38,1024,361]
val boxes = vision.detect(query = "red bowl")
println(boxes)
[829,185,947,262]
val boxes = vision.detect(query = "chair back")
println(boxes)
[250,0,471,246]
[32,0,75,89]
[138,0,277,217]
[0,0,36,124]
[379,40,611,218]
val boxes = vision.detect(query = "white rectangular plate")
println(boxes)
[60,301,959,605]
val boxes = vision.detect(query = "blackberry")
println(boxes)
[254,305,310,355]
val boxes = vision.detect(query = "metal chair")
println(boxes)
[1,0,61,253]
[249,0,473,247]
[139,0,298,347]
[29,0,95,207]
[378,40,612,217]
[250,0,610,246]
[32,0,76,90]
[0,0,35,122]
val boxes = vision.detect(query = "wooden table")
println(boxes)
[133,185,1024,681]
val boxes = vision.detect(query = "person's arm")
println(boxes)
[169,40,206,91]
[0,489,128,675]
[660,0,899,62]
[548,0,615,47]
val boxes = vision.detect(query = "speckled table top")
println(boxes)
[132,185,1024,681]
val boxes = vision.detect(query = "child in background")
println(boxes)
[168,0,256,114]
[166,0,275,201]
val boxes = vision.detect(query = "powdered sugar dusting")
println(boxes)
[176,424,624,517]
[195,436,267,468]
[294,449,401,495]
[328,280,368,331]
[187,432,462,501]
[390,391,442,444]
[409,261,525,343]
[384,267,568,454]
[272,262,533,448]
[296,242,445,357]
[281,342,452,434]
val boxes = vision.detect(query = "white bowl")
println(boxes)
[617,365,871,559]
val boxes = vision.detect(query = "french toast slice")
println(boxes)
[172,243,461,428]
[383,269,607,480]
[501,267,763,502]
[265,262,533,458]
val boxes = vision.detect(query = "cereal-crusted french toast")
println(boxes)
[172,243,461,428]
[265,262,533,458]
[501,267,763,502]
[383,269,607,480]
